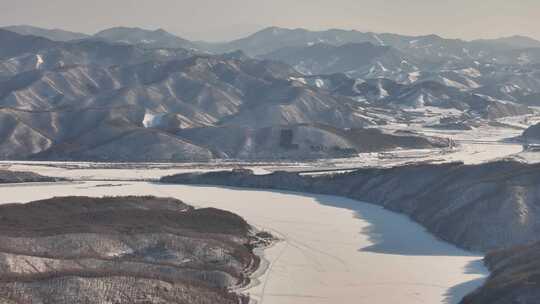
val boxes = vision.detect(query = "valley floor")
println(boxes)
[1,121,535,303]
[1,181,488,304]
[1,118,536,179]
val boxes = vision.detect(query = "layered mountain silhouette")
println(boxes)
[0,26,538,161]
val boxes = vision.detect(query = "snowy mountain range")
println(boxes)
[0,25,539,161]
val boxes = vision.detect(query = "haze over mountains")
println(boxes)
[1,25,539,161]
[2,25,90,41]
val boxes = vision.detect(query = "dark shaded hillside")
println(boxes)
[177,124,450,160]
[461,241,540,304]
[161,160,540,252]
[0,29,57,59]
[522,123,540,142]
[0,196,251,237]
[94,27,197,50]
[263,42,407,76]
[0,170,60,183]
[2,25,89,42]
[0,196,272,304]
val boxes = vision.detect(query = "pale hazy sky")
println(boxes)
[1,0,539,41]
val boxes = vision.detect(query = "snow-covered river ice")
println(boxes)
[2,180,488,304]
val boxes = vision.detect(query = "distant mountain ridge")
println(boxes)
[0,25,537,161]
[205,26,540,58]
[6,25,540,57]
[2,25,198,49]
[93,26,199,50]
[0,29,58,59]
[474,35,540,50]
[289,74,531,119]
[0,30,410,161]
[263,42,413,78]
[2,25,90,41]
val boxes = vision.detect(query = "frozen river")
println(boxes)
[1,181,487,304]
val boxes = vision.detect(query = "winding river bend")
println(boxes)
[2,181,487,304]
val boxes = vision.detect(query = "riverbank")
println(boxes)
[1,181,487,304]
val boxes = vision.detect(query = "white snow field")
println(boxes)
[0,161,273,180]
[1,181,488,304]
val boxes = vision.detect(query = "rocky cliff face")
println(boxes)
[0,196,272,304]
[161,160,540,252]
